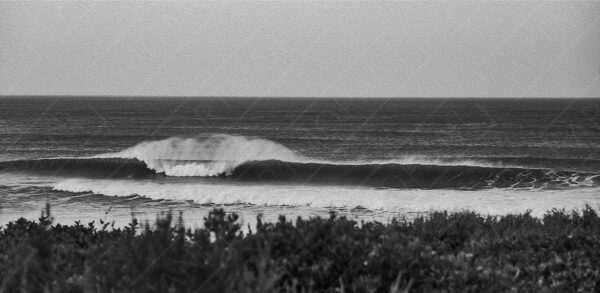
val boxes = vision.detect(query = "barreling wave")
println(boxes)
[1,134,598,190]
[1,157,599,190]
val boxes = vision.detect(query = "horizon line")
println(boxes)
[1,95,598,99]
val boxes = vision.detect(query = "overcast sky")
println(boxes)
[1,1,599,97]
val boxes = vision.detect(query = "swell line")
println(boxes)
[1,157,598,190]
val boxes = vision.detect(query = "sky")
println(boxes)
[1,1,599,98]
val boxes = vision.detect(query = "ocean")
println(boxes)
[1,97,600,227]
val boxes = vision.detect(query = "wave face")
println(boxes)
[1,135,598,190]
[229,160,600,189]
[0,158,158,179]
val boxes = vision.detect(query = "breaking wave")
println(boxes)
[94,134,304,176]
[1,135,598,190]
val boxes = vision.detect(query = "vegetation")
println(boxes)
[2,204,600,292]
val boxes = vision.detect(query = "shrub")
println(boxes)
[1,205,600,292]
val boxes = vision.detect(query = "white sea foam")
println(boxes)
[53,178,600,216]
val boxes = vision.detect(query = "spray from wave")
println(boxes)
[95,134,305,176]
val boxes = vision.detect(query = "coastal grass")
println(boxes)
[2,205,600,292]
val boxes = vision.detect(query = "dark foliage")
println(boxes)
[2,205,600,292]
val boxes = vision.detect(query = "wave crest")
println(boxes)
[95,134,501,176]
[95,134,304,176]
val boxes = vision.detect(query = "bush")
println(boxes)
[1,205,600,292]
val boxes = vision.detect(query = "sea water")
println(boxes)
[1,97,599,227]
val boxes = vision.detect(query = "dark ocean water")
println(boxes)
[1,97,600,226]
